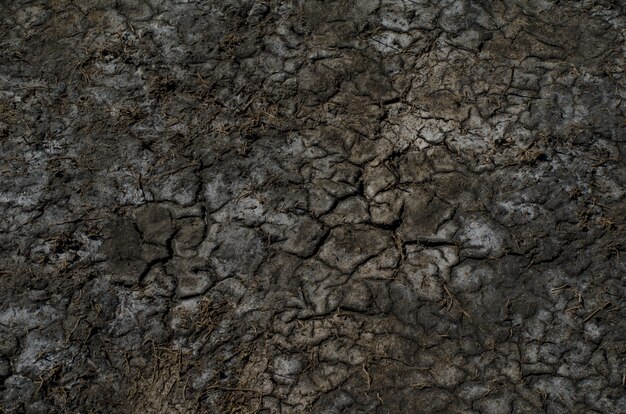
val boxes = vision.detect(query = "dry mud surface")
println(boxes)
[1,1,625,413]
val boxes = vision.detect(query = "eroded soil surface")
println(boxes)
[1,1,625,413]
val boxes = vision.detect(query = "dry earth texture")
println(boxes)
[1,0,625,413]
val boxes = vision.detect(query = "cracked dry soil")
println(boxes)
[1,0,625,413]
